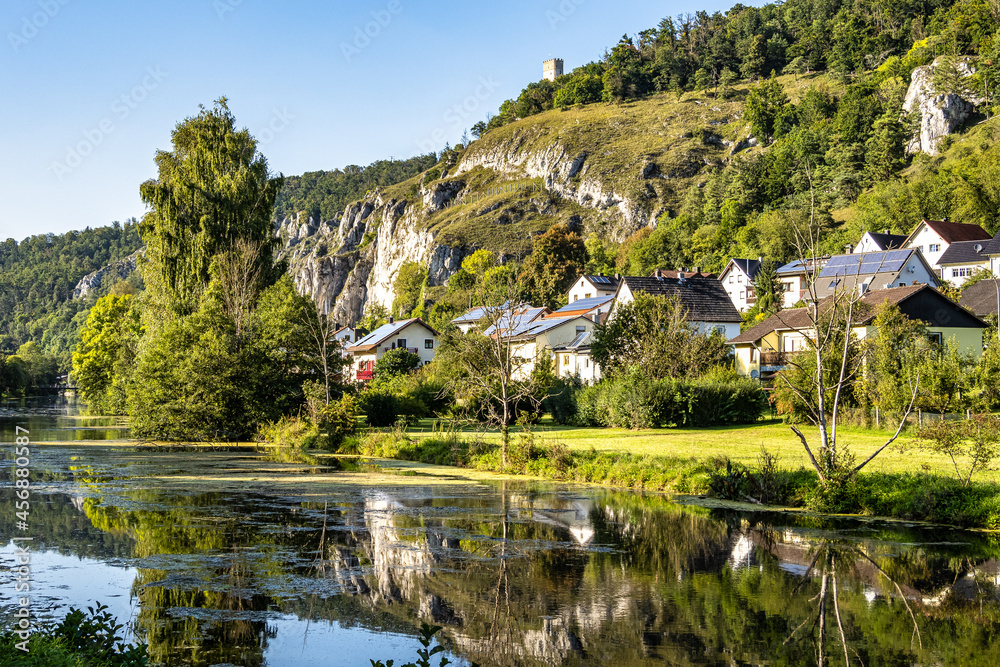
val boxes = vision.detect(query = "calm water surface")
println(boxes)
[2,396,1000,666]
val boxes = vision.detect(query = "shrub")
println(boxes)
[544,376,580,425]
[359,390,399,427]
[321,394,357,449]
[256,416,320,463]
[0,603,148,667]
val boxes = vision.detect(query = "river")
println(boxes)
[2,396,1000,666]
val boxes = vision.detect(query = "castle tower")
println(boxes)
[543,58,564,82]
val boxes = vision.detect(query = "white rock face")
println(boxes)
[903,58,982,155]
[454,138,648,239]
[72,249,143,299]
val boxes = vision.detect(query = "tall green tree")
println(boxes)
[72,294,140,415]
[519,224,587,310]
[139,98,284,313]
[745,73,790,145]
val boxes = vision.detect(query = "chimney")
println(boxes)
[388,316,394,324]
[335,321,341,330]
[692,266,700,274]
[757,256,763,263]
[883,229,890,235]
[942,216,950,222]
[845,243,854,254]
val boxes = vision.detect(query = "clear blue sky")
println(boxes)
[0,0,744,241]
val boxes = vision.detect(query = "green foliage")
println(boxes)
[856,301,929,413]
[374,348,422,382]
[591,292,732,381]
[72,294,139,414]
[140,99,284,313]
[916,413,1000,486]
[320,394,358,450]
[0,220,142,371]
[370,622,465,667]
[0,603,148,667]
[574,372,767,429]
[518,223,587,309]
[274,154,436,221]
[359,390,400,428]
[745,73,790,144]
[257,415,321,463]
[392,262,427,318]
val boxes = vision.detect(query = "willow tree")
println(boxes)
[139,98,284,313]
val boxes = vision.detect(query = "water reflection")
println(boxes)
[2,406,1000,665]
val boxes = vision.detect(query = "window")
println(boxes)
[953,267,973,278]
[739,290,745,299]
[584,293,591,299]
[928,332,943,347]
[915,245,924,254]
[424,339,434,349]
[585,359,589,368]
[576,325,586,334]
[729,275,735,284]
[573,295,578,302]
[782,282,794,292]
[397,338,406,349]
[714,325,727,335]
[424,360,431,365]
[899,282,905,287]
[563,354,570,366]
[929,243,941,252]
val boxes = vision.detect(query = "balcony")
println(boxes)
[759,351,788,369]
[356,370,373,381]
[381,347,420,355]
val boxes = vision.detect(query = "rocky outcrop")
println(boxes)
[72,249,143,299]
[453,137,647,241]
[903,58,982,155]
[278,192,474,326]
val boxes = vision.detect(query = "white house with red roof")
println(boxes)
[904,219,992,276]
[345,318,439,383]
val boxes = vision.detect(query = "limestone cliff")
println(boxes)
[72,249,143,299]
[903,57,983,155]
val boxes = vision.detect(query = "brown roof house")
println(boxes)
[611,272,743,340]
[904,219,992,276]
[729,285,986,379]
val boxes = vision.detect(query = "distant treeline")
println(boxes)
[0,220,143,371]
[273,153,438,222]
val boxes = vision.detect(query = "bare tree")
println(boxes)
[443,268,546,467]
[779,168,919,483]
[299,298,348,404]
[214,238,266,340]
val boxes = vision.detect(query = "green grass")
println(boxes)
[403,417,1000,485]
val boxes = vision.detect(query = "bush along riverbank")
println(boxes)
[335,426,1000,530]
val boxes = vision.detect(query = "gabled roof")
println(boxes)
[451,306,488,324]
[505,315,588,342]
[579,274,620,291]
[937,239,993,266]
[859,231,907,251]
[729,285,985,345]
[960,279,1000,317]
[776,257,829,276]
[908,219,992,245]
[650,268,716,279]
[346,318,439,352]
[812,249,940,297]
[619,275,742,323]
[483,306,550,336]
[721,259,762,281]
[546,295,614,318]
[553,331,592,352]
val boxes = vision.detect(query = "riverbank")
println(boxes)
[336,420,1000,529]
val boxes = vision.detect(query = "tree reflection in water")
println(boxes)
[10,463,1000,666]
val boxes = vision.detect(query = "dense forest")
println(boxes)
[0,221,143,382]
[273,154,437,222]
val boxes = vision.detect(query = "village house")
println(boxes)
[729,285,986,380]
[959,278,1000,318]
[810,248,940,298]
[611,272,742,339]
[852,230,907,254]
[936,239,994,286]
[774,257,829,308]
[567,274,620,303]
[498,315,596,381]
[719,258,763,312]
[903,219,992,277]
[552,330,600,383]
[345,318,439,383]
[331,325,364,357]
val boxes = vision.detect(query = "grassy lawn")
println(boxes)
[404,417,1000,484]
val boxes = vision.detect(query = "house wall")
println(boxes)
[941,261,991,287]
[352,322,438,380]
[854,234,883,254]
[721,266,753,312]
[858,325,983,357]
[906,224,948,272]
[779,275,805,308]
[568,278,616,303]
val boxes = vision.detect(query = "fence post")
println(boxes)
[875,406,879,428]
[918,409,923,426]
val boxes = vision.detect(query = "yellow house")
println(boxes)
[729,285,986,379]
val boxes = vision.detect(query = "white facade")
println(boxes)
[779,275,806,308]
[347,319,438,382]
[567,276,618,304]
[906,223,949,270]
[509,317,595,380]
[941,261,992,287]
[719,261,756,312]
[555,348,601,384]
